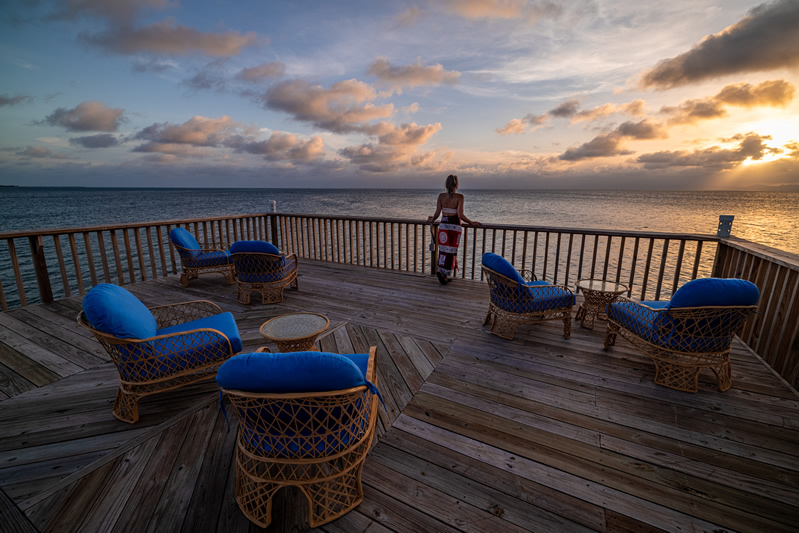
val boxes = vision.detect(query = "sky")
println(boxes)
[0,0,798,190]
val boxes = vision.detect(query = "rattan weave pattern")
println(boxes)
[259,313,329,352]
[574,279,628,330]
[77,300,237,423]
[482,266,574,340]
[172,241,236,287]
[604,297,757,392]
[221,346,379,528]
[230,252,299,304]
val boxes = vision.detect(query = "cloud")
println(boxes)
[640,0,799,89]
[340,121,443,172]
[236,62,285,82]
[182,70,226,92]
[394,7,426,27]
[572,100,646,123]
[52,0,170,25]
[69,133,120,148]
[131,58,175,73]
[134,115,244,148]
[549,99,580,118]
[559,119,666,161]
[262,79,394,133]
[443,0,561,22]
[715,80,795,107]
[498,98,644,135]
[368,58,460,92]
[637,133,780,169]
[16,146,68,159]
[0,94,34,107]
[659,80,795,124]
[43,101,125,132]
[232,132,325,161]
[80,19,258,57]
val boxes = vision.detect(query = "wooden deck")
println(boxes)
[1,261,798,532]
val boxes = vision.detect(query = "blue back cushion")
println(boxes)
[170,227,200,250]
[669,278,759,309]
[83,284,157,340]
[158,312,243,353]
[230,240,281,255]
[482,253,525,284]
[216,351,367,393]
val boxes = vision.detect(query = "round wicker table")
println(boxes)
[575,279,628,330]
[259,312,330,352]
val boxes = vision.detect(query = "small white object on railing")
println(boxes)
[717,215,734,237]
[272,201,277,213]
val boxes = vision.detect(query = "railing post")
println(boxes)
[429,223,438,275]
[270,214,279,247]
[712,215,734,278]
[28,235,53,304]
[717,215,734,238]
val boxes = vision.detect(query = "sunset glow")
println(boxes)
[0,0,797,189]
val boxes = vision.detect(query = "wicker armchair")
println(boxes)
[169,227,235,287]
[78,284,242,423]
[481,253,575,340]
[604,278,759,392]
[217,346,380,528]
[229,240,298,304]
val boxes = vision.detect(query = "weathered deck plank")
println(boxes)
[0,260,797,532]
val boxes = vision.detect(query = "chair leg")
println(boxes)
[236,473,278,528]
[482,308,492,326]
[604,324,617,349]
[302,466,364,527]
[224,267,236,285]
[712,360,732,391]
[113,387,141,424]
[237,285,251,305]
[562,316,571,339]
[490,316,517,340]
[291,276,299,290]
[179,272,191,287]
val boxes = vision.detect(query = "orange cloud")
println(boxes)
[368,58,460,92]
[43,101,125,132]
[263,79,394,133]
[444,0,561,22]
[637,133,780,169]
[660,80,795,124]
[340,121,443,172]
[640,0,799,89]
[82,18,258,56]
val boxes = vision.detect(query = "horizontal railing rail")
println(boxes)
[1,212,797,388]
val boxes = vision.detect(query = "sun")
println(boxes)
[740,117,798,165]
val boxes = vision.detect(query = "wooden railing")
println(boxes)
[1,212,798,388]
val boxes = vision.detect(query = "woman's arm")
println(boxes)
[457,196,480,226]
[427,195,442,222]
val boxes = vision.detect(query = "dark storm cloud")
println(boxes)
[640,0,799,89]
[69,133,120,148]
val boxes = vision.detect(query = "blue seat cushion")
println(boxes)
[158,312,243,353]
[117,312,241,382]
[669,278,759,309]
[170,227,200,250]
[493,285,574,314]
[191,249,232,266]
[216,351,367,393]
[230,240,281,255]
[83,284,157,340]
[482,253,525,284]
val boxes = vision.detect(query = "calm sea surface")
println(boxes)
[2,187,798,255]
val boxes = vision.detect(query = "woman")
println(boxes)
[427,174,480,285]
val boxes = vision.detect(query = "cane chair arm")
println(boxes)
[518,269,537,282]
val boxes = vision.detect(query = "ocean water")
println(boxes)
[1,187,798,255]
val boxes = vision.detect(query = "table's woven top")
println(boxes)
[576,279,628,294]
[259,312,330,340]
